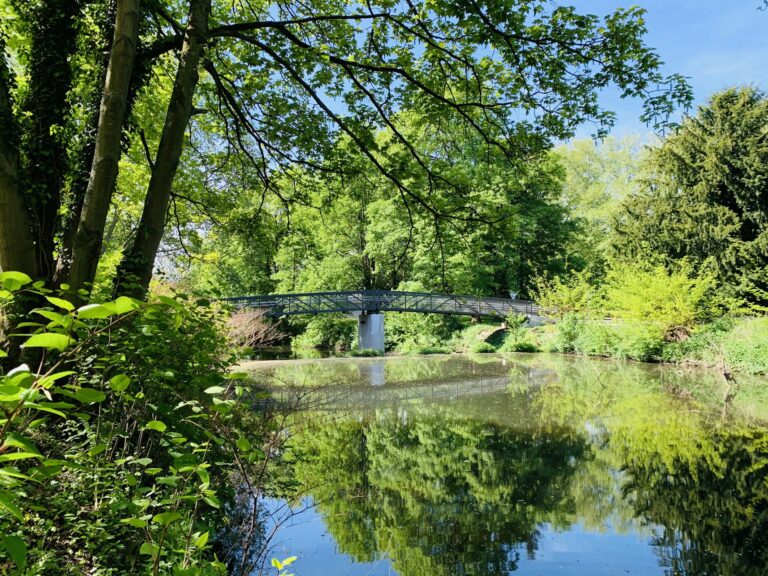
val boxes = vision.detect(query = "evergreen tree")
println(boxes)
[614,87,768,305]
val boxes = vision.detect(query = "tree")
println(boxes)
[68,0,140,293]
[614,87,768,305]
[553,135,651,273]
[1,0,691,299]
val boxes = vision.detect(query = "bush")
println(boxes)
[0,272,275,573]
[602,263,719,330]
[509,341,540,353]
[398,340,451,355]
[227,308,285,349]
[553,313,583,353]
[470,341,497,353]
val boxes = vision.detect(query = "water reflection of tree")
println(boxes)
[287,407,587,576]
[524,354,768,576]
[624,428,768,576]
[276,355,768,576]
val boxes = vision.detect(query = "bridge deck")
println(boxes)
[224,290,539,319]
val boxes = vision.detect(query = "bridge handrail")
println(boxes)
[222,290,540,319]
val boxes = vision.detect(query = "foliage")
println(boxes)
[290,314,355,352]
[469,341,496,354]
[614,87,768,306]
[0,272,279,574]
[553,135,652,273]
[533,270,600,318]
[602,263,719,330]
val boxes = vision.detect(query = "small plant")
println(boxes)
[272,555,298,576]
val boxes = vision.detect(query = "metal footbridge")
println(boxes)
[224,290,539,319]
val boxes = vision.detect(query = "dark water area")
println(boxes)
[237,354,768,576]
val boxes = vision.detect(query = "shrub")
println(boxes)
[719,317,768,374]
[602,263,718,331]
[228,308,285,349]
[553,313,583,353]
[470,341,496,353]
[508,341,540,353]
[0,272,274,573]
[533,270,600,318]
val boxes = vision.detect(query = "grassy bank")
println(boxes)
[443,315,768,377]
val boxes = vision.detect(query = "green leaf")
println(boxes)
[38,370,75,388]
[0,452,42,463]
[204,386,226,395]
[45,296,74,311]
[272,558,283,570]
[0,271,32,291]
[145,420,167,433]
[0,491,23,520]
[139,542,160,557]
[236,438,251,452]
[203,494,220,509]
[73,388,106,403]
[121,517,148,528]
[24,402,69,418]
[0,349,7,358]
[0,468,35,482]
[22,333,75,351]
[3,535,26,568]
[33,309,68,326]
[152,511,182,526]
[282,556,298,567]
[113,296,141,315]
[76,303,113,319]
[195,531,210,548]
[2,433,40,455]
[108,374,131,392]
[196,467,210,485]
[88,443,107,457]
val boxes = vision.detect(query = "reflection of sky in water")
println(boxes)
[262,497,663,576]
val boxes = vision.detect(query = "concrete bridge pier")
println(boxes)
[358,312,385,352]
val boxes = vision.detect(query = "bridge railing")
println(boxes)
[223,290,540,319]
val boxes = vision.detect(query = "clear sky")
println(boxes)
[570,0,768,137]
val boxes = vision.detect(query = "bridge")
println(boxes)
[224,290,541,352]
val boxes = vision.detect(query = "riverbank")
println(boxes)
[262,313,768,378]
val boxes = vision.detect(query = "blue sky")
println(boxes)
[571,0,768,136]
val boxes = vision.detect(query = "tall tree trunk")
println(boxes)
[115,0,209,297]
[56,0,118,284]
[14,0,81,281]
[68,0,140,294]
[0,37,36,277]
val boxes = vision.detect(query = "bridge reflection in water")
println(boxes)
[224,290,541,351]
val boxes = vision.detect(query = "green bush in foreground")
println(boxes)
[0,272,273,574]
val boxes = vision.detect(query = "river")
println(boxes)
[234,353,768,576]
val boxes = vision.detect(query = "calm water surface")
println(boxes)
[236,354,768,576]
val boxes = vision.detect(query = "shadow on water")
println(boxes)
[229,354,768,576]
